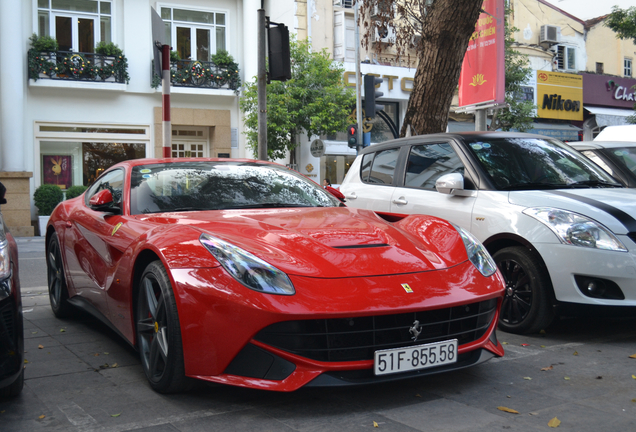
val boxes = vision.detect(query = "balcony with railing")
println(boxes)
[152,59,241,94]
[28,50,129,85]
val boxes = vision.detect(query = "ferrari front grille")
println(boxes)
[254,299,498,362]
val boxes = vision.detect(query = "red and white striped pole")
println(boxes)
[161,44,171,158]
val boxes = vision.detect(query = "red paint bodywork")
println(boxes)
[47,158,505,391]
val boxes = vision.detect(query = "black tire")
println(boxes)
[0,368,24,399]
[47,232,74,318]
[494,246,555,334]
[136,261,190,393]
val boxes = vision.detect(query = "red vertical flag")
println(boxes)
[458,0,505,107]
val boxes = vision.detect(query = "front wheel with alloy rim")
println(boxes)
[493,246,555,334]
[136,261,190,393]
[47,232,74,318]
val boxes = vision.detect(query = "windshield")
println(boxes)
[465,137,622,190]
[130,161,341,215]
[603,146,636,176]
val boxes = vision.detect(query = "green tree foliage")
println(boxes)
[605,6,636,124]
[489,9,536,132]
[605,6,636,43]
[240,38,355,160]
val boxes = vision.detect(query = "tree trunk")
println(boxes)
[400,0,484,137]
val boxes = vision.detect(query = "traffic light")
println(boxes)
[268,24,291,82]
[364,74,384,118]
[347,124,358,148]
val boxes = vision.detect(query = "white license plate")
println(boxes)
[374,339,458,375]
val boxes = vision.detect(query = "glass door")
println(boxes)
[172,142,207,158]
[176,26,211,61]
[54,13,96,52]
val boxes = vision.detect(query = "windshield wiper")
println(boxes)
[223,203,316,209]
[170,207,212,212]
[499,182,565,191]
[566,180,623,188]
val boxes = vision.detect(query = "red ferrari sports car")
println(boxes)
[46,158,505,393]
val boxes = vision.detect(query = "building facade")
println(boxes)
[0,0,276,236]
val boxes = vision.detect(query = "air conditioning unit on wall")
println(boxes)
[374,25,396,44]
[540,25,560,44]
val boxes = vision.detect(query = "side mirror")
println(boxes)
[325,186,346,203]
[435,173,464,195]
[89,189,120,213]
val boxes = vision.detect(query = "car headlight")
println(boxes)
[0,225,9,280]
[523,208,627,252]
[452,224,497,277]
[200,233,295,295]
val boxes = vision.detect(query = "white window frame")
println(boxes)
[171,126,209,158]
[157,3,230,61]
[34,121,150,189]
[625,58,633,77]
[34,0,115,52]
[553,45,576,71]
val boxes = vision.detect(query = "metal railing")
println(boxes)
[28,49,129,83]
[152,59,240,92]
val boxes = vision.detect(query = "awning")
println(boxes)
[526,122,581,141]
[585,106,634,127]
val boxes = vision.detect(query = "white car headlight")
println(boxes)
[453,224,497,277]
[523,208,627,252]
[200,233,295,295]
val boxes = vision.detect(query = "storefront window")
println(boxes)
[39,141,145,188]
[320,155,357,186]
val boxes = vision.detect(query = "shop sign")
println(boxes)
[537,71,583,121]
[581,73,636,108]
[458,0,505,108]
[310,139,325,158]
[343,71,413,93]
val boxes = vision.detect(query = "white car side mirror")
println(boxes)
[436,173,464,195]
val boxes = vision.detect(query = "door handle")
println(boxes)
[392,197,408,205]
[345,192,357,200]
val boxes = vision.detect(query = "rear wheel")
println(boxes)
[47,232,74,318]
[136,261,190,393]
[494,246,555,334]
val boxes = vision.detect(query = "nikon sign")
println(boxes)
[537,71,583,121]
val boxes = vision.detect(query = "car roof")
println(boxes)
[107,157,282,170]
[569,141,636,151]
[358,131,556,155]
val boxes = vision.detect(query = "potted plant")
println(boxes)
[94,41,129,83]
[28,33,59,80]
[65,185,87,200]
[33,184,63,236]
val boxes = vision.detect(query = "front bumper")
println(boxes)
[535,241,636,306]
[170,261,505,391]
[0,276,24,391]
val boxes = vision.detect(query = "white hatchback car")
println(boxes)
[340,132,636,334]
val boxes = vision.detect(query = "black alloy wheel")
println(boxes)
[493,246,554,334]
[136,261,189,393]
[47,232,73,318]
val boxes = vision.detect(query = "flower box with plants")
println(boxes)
[28,35,129,84]
[151,50,240,93]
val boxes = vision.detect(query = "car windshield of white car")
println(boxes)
[129,161,341,214]
[602,146,636,176]
[465,138,623,191]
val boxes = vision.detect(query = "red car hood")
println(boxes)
[142,207,467,278]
